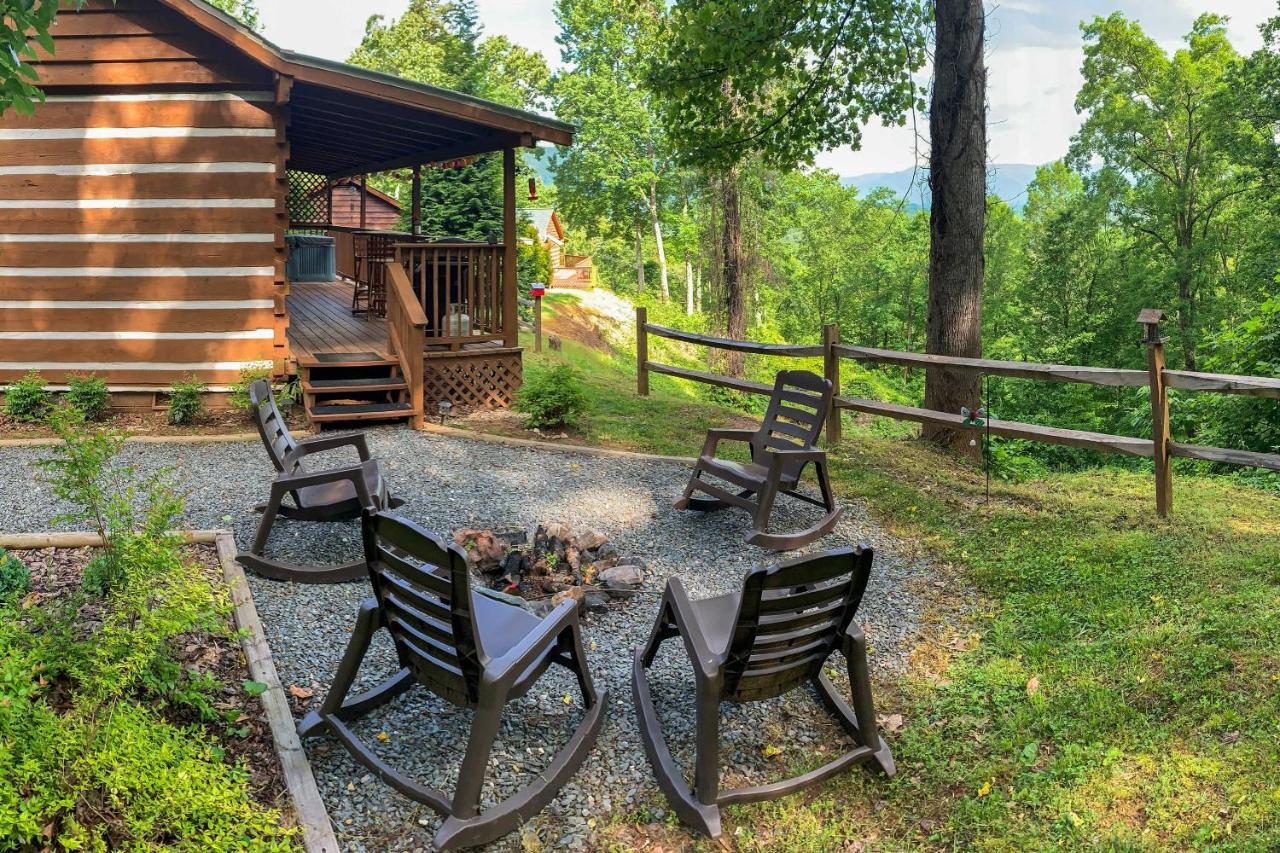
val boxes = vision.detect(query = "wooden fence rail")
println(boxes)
[635,306,1280,517]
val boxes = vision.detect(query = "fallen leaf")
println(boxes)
[376,730,390,743]
[762,744,784,758]
[1026,676,1040,697]
[879,713,905,733]
[563,693,573,705]
[288,684,314,699]
[977,781,991,798]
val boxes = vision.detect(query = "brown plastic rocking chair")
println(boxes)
[237,379,403,583]
[632,546,895,839]
[300,510,608,850]
[675,369,843,550]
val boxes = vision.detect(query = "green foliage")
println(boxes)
[0,0,64,115]
[0,410,294,848]
[349,0,550,238]
[203,0,261,29]
[651,0,929,169]
[167,375,206,426]
[66,372,110,422]
[3,369,51,423]
[517,363,588,429]
[0,550,30,602]
[228,363,296,414]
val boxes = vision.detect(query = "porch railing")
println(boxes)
[394,242,507,349]
[384,261,426,429]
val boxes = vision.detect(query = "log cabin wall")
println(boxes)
[0,0,282,393]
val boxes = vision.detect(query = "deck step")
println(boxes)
[307,401,415,422]
[303,377,408,393]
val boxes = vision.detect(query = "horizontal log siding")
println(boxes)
[1,0,283,390]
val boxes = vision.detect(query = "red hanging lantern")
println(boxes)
[528,177,538,200]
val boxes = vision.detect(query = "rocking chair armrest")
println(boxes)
[292,431,372,462]
[484,599,580,686]
[701,428,755,456]
[271,461,375,508]
[663,576,719,680]
[763,446,828,469]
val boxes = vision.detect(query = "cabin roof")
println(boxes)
[158,0,575,177]
[525,208,564,243]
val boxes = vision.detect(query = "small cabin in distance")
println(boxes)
[1,0,575,426]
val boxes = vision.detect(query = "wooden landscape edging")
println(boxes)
[422,420,694,464]
[0,528,338,852]
[0,431,288,449]
[214,531,340,853]
[635,307,1280,519]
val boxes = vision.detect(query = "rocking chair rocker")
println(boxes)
[675,369,843,550]
[237,379,403,583]
[300,510,608,850]
[633,546,896,839]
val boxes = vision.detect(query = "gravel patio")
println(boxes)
[0,427,938,851]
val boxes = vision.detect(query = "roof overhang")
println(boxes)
[158,0,575,177]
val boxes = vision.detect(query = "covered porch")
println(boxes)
[272,54,574,426]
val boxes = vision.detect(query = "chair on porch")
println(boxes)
[237,379,404,583]
[300,510,608,851]
[674,369,843,550]
[632,546,896,840]
[352,233,395,319]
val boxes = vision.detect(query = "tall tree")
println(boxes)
[920,0,987,458]
[1069,14,1251,371]
[348,0,550,240]
[206,0,260,29]
[552,0,674,298]
[652,0,927,374]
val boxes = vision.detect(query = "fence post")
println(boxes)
[1138,309,1172,518]
[636,306,649,396]
[822,322,841,446]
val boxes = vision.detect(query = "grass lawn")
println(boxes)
[463,300,1280,849]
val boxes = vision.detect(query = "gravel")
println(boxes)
[0,426,940,851]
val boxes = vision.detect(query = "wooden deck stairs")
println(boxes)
[299,352,415,425]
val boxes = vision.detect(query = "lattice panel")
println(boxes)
[424,351,522,411]
[286,170,330,226]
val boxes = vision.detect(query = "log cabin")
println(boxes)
[0,0,575,427]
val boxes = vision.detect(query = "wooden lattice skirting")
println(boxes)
[423,347,523,411]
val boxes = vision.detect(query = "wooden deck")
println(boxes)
[286,280,508,368]
[286,281,390,364]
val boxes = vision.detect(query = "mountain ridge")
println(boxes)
[840,162,1044,211]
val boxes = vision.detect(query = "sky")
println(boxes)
[255,0,1275,177]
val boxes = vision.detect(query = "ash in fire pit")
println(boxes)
[452,522,645,615]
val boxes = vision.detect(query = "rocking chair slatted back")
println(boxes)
[723,546,873,702]
[249,379,300,475]
[751,371,832,479]
[362,511,481,707]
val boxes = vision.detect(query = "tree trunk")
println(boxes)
[685,256,695,315]
[721,166,746,376]
[649,182,670,301]
[923,0,986,461]
[634,222,646,292]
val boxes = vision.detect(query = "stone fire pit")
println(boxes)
[452,522,646,615]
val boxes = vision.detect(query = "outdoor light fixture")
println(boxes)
[528,177,538,200]
[437,399,454,425]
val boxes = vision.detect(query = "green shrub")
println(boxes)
[228,362,273,412]
[0,550,30,601]
[228,362,297,414]
[66,371,110,421]
[3,369,50,422]
[0,407,296,848]
[517,363,588,430]
[167,374,206,425]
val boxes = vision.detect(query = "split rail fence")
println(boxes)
[635,307,1280,517]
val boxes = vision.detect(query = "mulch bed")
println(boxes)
[10,543,292,816]
[0,406,306,440]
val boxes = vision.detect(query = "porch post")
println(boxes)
[411,165,422,236]
[503,147,518,348]
[359,174,367,229]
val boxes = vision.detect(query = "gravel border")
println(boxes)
[0,426,945,851]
